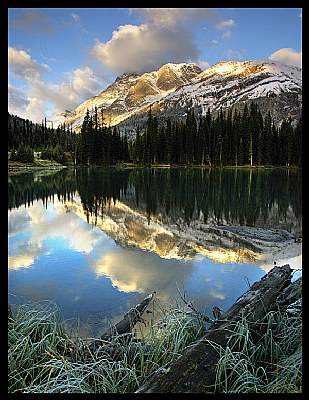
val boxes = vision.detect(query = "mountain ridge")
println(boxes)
[61,59,301,133]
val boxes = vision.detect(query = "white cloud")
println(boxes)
[8,47,51,80]
[216,19,237,30]
[90,8,224,74]
[136,8,188,29]
[209,39,219,46]
[197,60,210,70]
[69,66,103,99]
[269,47,302,67]
[91,23,199,74]
[8,84,30,115]
[23,97,47,123]
[29,80,79,114]
[8,47,104,123]
[8,83,47,122]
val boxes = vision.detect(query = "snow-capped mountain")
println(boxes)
[61,63,202,131]
[63,195,300,266]
[158,58,301,122]
[62,59,301,132]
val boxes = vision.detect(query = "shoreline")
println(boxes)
[8,160,302,170]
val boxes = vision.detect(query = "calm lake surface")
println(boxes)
[8,167,302,337]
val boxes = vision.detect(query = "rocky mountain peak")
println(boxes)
[63,62,202,130]
[62,59,301,132]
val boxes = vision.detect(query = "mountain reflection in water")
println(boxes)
[8,167,302,336]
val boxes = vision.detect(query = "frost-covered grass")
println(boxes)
[8,295,302,393]
[214,308,302,393]
[8,299,205,393]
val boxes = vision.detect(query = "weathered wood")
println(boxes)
[136,264,293,393]
[78,292,156,362]
[100,291,155,341]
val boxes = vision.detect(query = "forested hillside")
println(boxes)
[8,113,78,164]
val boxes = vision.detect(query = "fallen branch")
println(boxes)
[100,291,156,341]
[78,291,156,362]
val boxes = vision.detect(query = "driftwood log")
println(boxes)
[79,291,156,362]
[100,291,156,341]
[136,264,294,393]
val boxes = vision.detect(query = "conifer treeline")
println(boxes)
[133,103,302,166]
[76,107,130,165]
[8,101,302,167]
[8,112,77,152]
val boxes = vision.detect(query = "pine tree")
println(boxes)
[232,110,241,166]
[196,117,204,165]
[164,117,172,164]
[213,109,224,166]
[185,109,197,164]
[134,126,143,163]
[262,112,273,166]
[292,117,302,165]
[204,109,212,166]
[79,109,92,165]
[280,118,293,167]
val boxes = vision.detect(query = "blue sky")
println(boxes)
[8,8,302,124]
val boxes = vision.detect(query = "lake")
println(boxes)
[8,167,302,337]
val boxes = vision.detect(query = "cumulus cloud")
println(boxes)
[269,47,302,67]
[90,8,225,74]
[197,60,210,70]
[91,23,198,74]
[8,47,51,80]
[69,66,104,99]
[30,80,79,112]
[33,67,102,112]
[23,97,47,123]
[8,47,104,122]
[8,83,48,122]
[8,84,30,114]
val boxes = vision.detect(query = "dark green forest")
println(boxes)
[8,102,302,167]
[129,103,302,166]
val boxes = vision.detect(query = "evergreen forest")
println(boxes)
[8,102,302,167]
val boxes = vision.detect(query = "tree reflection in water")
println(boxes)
[9,167,302,236]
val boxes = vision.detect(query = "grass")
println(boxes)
[8,293,302,393]
[8,298,206,393]
[214,305,302,393]
[8,159,66,170]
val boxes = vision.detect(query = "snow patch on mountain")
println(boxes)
[160,59,301,118]
[62,59,301,131]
